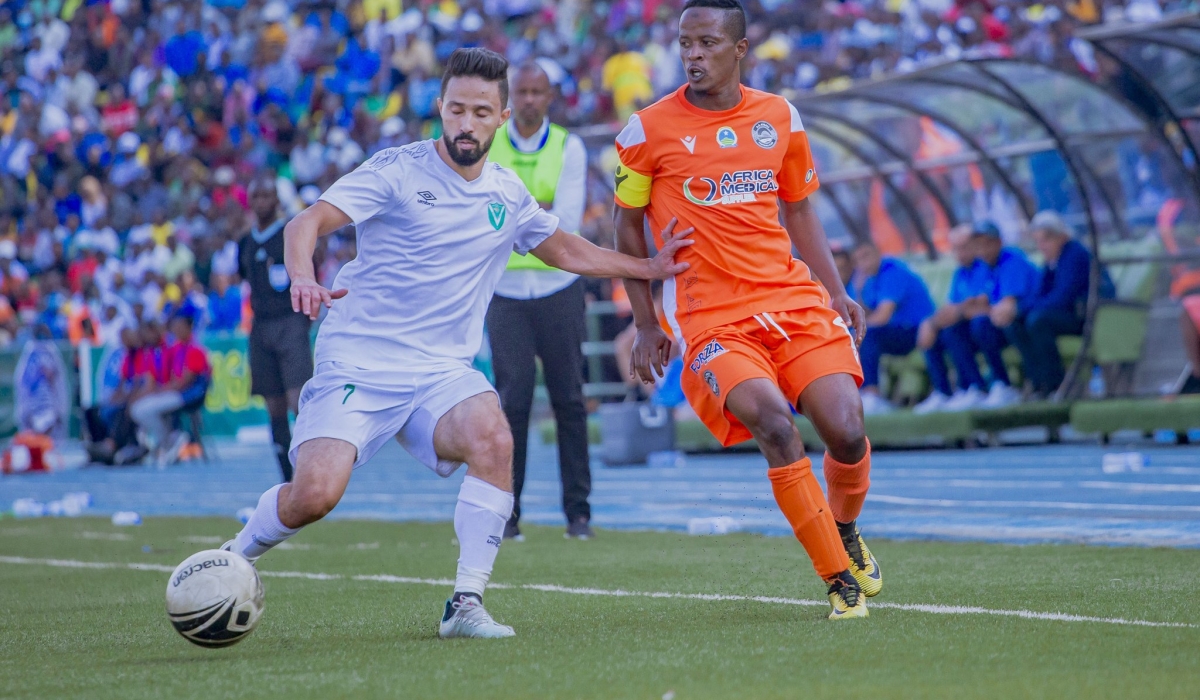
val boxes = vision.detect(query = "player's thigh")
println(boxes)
[799,373,867,462]
[432,391,511,461]
[291,362,412,470]
[680,328,779,448]
[289,437,356,511]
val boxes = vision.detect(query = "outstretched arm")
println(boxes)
[530,219,692,281]
[614,205,675,384]
[782,197,866,344]
[284,200,351,319]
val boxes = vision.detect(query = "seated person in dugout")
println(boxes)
[916,221,1037,413]
[850,241,935,415]
[1007,211,1113,398]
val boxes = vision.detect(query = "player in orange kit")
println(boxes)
[613,0,879,619]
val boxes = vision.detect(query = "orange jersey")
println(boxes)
[614,85,825,349]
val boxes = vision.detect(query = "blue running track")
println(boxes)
[3,438,1199,548]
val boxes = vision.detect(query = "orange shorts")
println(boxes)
[680,306,863,447]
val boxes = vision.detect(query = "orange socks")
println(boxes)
[823,438,872,524]
[767,457,849,581]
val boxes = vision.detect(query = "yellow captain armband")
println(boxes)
[613,160,652,208]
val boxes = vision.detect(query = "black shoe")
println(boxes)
[1182,374,1200,395]
[565,517,593,540]
[503,520,524,542]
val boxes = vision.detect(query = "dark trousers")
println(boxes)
[486,280,591,524]
[926,318,1011,395]
[1007,308,1084,394]
[860,325,919,389]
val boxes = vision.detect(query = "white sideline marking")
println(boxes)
[2,555,1194,630]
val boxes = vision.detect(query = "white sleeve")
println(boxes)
[512,187,560,255]
[549,134,587,234]
[318,151,402,225]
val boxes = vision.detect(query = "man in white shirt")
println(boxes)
[486,62,593,542]
[222,49,692,639]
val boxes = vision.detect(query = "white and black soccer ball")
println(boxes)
[166,549,264,648]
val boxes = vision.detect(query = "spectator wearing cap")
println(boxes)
[851,241,936,415]
[1008,211,1114,397]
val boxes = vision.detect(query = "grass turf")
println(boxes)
[2,517,1198,699]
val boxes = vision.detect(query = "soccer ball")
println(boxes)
[166,549,264,648]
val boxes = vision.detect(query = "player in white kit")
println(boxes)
[222,48,692,638]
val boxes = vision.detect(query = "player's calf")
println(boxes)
[226,438,355,563]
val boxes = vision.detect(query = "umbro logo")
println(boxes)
[486,535,501,547]
[417,191,436,206]
[680,136,696,154]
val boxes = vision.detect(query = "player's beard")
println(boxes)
[443,132,494,166]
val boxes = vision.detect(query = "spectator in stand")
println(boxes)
[129,313,209,466]
[851,241,936,414]
[1008,211,1114,398]
[206,273,242,333]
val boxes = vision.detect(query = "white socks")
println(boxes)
[233,484,300,560]
[453,476,514,597]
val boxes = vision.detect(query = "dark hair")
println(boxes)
[681,0,747,42]
[440,48,510,107]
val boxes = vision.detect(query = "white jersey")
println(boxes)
[316,139,560,371]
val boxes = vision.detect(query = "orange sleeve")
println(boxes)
[613,113,655,209]
[778,129,819,202]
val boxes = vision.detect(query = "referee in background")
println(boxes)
[239,176,314,482]
[487,61,593,540]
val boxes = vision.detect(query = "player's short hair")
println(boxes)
[441,47,510,107]
[681,0,747,42]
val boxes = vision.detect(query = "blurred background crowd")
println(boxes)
[0,0,1187,353]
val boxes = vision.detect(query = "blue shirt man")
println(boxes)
[851,242,935,413]
[1008,212,1113,395]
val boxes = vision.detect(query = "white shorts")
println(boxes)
[289,361,496,477]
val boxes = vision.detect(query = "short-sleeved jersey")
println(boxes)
[857,258,935,329]
[613,85,824,348]
[317,140,560,371]
[979,247,1040,306]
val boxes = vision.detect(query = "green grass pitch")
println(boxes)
[2,516,1198,699]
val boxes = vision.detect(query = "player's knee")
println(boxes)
[286,482,342,525]
[753,410,800,457]
[467,421,514,471]
[825,422,868,464]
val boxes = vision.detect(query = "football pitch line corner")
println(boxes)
[3,555,1195,630]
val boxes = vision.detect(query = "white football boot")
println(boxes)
[439,595,515,639]
[221,539,260,567]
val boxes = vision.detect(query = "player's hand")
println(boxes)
[831,292,866,346]
[646,218,694,280]
[631,324,673,385]
[291,277,348,320]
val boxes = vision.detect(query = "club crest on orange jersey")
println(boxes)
[752,121,777,148]
[716,126,737,148]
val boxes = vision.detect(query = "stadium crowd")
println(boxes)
[0,0,1187,450]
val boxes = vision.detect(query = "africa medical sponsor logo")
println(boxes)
[487,202,507,230]
[716,126,737,148]
[682,170,779,206]
[689,340,727,374]
[752,121,778,148]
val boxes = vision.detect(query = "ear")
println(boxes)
[735,37,749,61]
[500,107,511,123]
[436,97,443,115]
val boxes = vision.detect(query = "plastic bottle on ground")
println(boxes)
[687,516,740,536]
[111,511,142,526]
